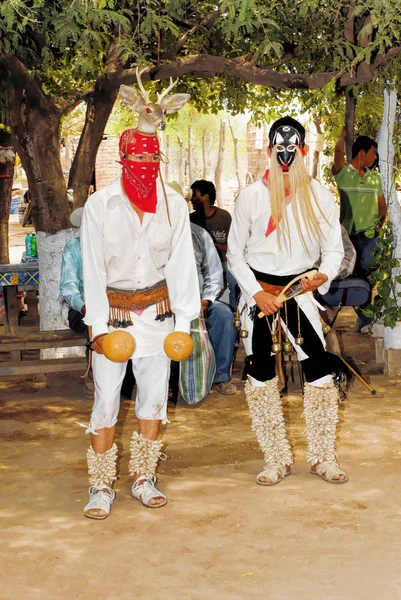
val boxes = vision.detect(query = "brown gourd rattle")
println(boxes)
[163,331,194,361]
[102,330,136,362]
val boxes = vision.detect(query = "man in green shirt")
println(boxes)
[333,128,387,330]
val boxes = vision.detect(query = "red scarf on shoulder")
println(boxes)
[262,169,290,238]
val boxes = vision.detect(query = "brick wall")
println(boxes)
[246,124,269,182]
[94,135,120,190]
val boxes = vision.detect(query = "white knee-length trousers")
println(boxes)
[89,352,171,431]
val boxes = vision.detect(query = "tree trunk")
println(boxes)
[188,125,193,186]
[177,134,184,185]
[7,82,70,234]
[0,132,15,263]
[2,55,118,340]
[202,129,207,179]
[345,88,356,163]
[38,228,85,358]
[311,116,323,179]
[215,118,226,207]
[228,118,243,192]
[68,87,118,207]
[377,86,401,362]
[6,71,77,339]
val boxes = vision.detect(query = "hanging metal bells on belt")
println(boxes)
[282,340,293,353]
[295,336,304,345]
[322,323,332,335]
[271,330,282,353]
[271,341,282,353]
[234,307,248,338]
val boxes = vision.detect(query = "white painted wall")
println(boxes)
[37,229,85,358]
[377,87,401,350]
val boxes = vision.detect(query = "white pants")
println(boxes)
[89,353,171,430]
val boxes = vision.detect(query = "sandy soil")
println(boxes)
[1,310,401,600]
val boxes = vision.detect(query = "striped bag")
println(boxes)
[179,314,216,406]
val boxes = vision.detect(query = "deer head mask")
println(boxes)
[118,68,190,213]
[119,67,190,133]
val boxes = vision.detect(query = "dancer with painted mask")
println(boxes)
[80,71,200,519]
[227,116,348,486]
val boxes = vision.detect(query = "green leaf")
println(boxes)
[384,314,397,328]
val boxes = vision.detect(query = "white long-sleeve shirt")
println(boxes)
[227,178,344,304]
[81,178,200,355]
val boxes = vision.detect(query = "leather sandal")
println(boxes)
[311,460,348,484]
[256,464,292,486]
[213,381,238,395]
[84,485,115,519]
[131,475,167,508]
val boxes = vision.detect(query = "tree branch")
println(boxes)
[59,37,124,115]
[174,9,221,55]
[344,2,356,60]
[358,14,373,48]
[0,54,60,124]
[100,54,339,91]
[340,46,401,85]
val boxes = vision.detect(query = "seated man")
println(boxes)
[191,222,237,395]
[60,208,86,335]
[190,180,237,311]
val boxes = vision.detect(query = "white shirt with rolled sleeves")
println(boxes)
[81,178,200,357]
[227,178,344,305]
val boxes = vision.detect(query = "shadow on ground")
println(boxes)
[1,308,401,600]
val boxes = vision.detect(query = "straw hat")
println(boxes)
[70,207,84,228]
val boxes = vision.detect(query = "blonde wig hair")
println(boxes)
[269,146,328,255]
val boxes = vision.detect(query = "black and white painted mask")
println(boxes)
[271,126,301,171]
[268,117,306,172]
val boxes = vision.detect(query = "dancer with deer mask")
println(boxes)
[227,116,348,486]
[80,69,200,519]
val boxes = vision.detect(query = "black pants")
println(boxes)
[247,270,332,384]
[68,308,87,335]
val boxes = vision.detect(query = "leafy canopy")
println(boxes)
[2,0,401,114]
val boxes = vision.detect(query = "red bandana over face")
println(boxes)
[119,129,160,213]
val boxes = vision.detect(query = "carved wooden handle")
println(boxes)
[257,269,317,318]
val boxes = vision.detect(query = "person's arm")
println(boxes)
[227,189,281,314]
[227,190,263,304]
[59,241,85,312]
[314,188,345,295]
[333,126,346,175]
[81,195,110,345]
[377,194,387,228]
[164,199,201,333]
[200,228,224,307]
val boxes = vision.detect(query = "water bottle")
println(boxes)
[31,233,37,258]
[25,232,32,258]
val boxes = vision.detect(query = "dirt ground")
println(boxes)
[1,309,401,600]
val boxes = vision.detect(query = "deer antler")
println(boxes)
[157,78,178,103]
[135,66,151,104]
